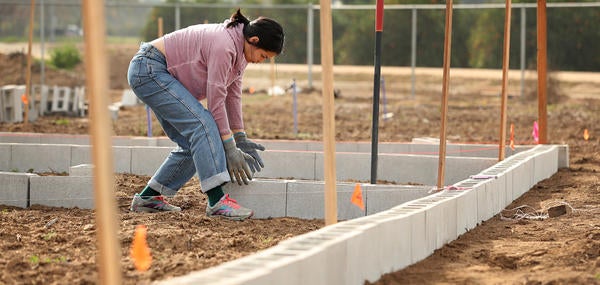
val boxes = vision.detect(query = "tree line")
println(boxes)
[142,0,599,72]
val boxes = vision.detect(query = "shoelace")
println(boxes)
[221,195,240,209]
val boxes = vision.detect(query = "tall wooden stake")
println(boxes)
[82,1,121,284]
[370,0,384,184]
[158,17,163,37]
[437,0,453,190]
[499,0,512,160]
[24,0,35,124]
[319,0,337,225]
[537,0,548,144]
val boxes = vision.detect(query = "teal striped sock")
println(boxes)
[140,186,160,199]
[206,186,225,207]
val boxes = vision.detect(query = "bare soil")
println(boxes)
[0,44,599,284]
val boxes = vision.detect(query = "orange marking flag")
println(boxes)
[583,129,589,141]
[21,94,29,105]
[351,183,365,210]
[509,123,515,150]
[130,224,152,272]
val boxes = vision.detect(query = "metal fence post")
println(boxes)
[411,7,417,99]
[520,7,526,97]
[307,4,314,89]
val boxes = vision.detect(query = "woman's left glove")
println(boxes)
[234,132,266,173]
[223,138,254,185]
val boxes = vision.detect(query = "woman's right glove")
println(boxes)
[223,138,254,185]
[234,132,265,173]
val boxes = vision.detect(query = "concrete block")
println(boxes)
[503,169,514,207]
[258,151,315,180]
[121,89,141,106]
[494,174,507,213]
[335,141,361,153]
[364,184,432,215]
[33,84,50,116]
[112,136,135,146]
[378,154,435,185]
[69,164,94,176]
[340,221,381,284]
[510,161,527,200]
[411,198,454,253]
[0,85,25,122]
[70,145,132,174]
[286,182,363,220]
[156,137,177,147]
[130,137,158,147]
[0,144,10,171]
[391,205,428,263]
[317,152,370,182]
[425,195,458,246]
[0,133,42,144]
[557,144,569,168]
[131,147,172,176]
[0,172,38,208]
[374,214,412,273]
[257,140,309,151]
[30,176,94,209]
[11,144,71,173]
[445,157,497,185]
[377,142,411,154]
[50,86,73,113]
[223,179,287,219]
[454,188,478,235]
[475,181,494,223]
[533,146,558,183]
[43,134,89,145]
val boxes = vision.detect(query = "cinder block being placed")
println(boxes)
[30,176,94,209]
[223,179,287,219]
[0,172,38,208]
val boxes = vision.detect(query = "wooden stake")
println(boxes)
[537,0,548,144]
[82,1,121,284]
[24,0,35,124]
[499,0,512,161]
[437,0,453,190]
[319,0,337,225]
[158,17,163,37]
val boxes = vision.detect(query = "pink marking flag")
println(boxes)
[532,121,539,144]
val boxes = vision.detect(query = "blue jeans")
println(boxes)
[127,42,229,196]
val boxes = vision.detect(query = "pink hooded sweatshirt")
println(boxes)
[163,19,247,136]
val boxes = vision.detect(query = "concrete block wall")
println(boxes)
[0,133,566,285]
[158,144,565,285]
[224,180,432,220]
[0,132,533,155]
[0,143,497,186]
[0,172,37,208]
[30,176,94,209]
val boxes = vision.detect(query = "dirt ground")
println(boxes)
[0,44,599,284]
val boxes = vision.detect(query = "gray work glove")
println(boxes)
[223,138,254,185]
[234,132,265,173]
